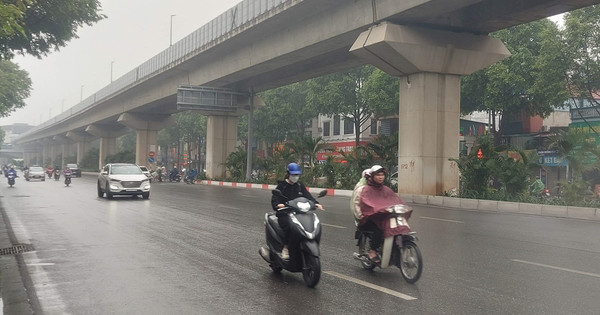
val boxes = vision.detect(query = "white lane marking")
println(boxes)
[324,271,417,300]
[27,263,56,266]
[321,223,347,229]
[420,216,464,224]
[512,259,600,279]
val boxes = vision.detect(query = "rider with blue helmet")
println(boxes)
[270,162,323,260]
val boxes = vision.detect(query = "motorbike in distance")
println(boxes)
[259,189,327,288]
[7,171,18,187]
[64,173,72,186]
[353,204,423,283]
[54,169,61,181]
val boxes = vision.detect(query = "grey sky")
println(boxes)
[0,0,241,127]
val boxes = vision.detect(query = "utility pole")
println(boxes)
[170,15,176,46]
[246,88,254,181]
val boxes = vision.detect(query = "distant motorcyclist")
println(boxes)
[169,167,179,181]
[63,167,73,177]
[46,166,54,178]
[185,169,198,183]
[6,167,17,178]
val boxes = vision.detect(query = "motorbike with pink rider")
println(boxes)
[351,165,423,283]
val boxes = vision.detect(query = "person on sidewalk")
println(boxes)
[271,162,323,260]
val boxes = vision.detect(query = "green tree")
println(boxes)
[307,65,398,148]
[563,5,600,133]
[285,135,332,167]
[256,81,319,154]
[0,127,5,148]
[367,133,398,175]
[0,59,31,117]
[0,1,30,40]
[0,0,106,59]
[461,19,569,144]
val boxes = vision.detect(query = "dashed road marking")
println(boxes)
[321,223,346,229]
[512,259,600,278]
[420,216,464,224]
[324,271,417,300]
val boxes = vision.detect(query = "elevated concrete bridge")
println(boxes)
[13,0,600,195]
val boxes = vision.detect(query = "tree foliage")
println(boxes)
[564,5,600,115]
[0,0,106,59]
[0,59,31,117]
[256,81,319,152]
[307,65,398,147]
[461,19,569,143]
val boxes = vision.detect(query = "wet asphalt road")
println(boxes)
[0,174,599,314]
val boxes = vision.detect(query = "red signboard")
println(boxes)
[149,151,155,157]
[316,141,369,161]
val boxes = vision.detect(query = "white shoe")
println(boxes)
[280,247,289,260]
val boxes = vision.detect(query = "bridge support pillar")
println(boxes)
[205,116,237,179]
[66,131,95,168]
[117,113,174,167]
[85,125,129,170]
[351,23,510,195]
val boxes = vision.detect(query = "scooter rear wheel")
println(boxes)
[302,254,321,288]
[398,240,423,283]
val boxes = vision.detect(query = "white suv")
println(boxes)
[97,163,151,199]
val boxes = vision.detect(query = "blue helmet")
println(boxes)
[286,163,302,175]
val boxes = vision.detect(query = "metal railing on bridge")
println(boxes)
[19,0,296,140]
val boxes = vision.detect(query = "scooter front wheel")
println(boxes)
[302,254,321,288]
[398,240,423,283]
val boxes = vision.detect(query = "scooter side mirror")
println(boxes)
[317,190,327,198]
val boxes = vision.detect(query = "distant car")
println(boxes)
[97,163,150,199]
[65,163,81,177]
[25,166,45,181]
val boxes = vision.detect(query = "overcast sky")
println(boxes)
[0,0,242,127]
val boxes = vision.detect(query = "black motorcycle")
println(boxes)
[7,172,17,187]
[54,169,61,181]
[259,189,327,288]
[169,173,181,182]
[64,173,72,186]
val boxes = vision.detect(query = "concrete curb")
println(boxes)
[194,179,600,221]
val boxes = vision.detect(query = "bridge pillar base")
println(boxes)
[206,116,237,179]
[351,22,510,195]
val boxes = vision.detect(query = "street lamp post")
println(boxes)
[80,85,84,102]
[110,61,114,83]
[170,14,176,46]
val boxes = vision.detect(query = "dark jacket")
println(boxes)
[271,180,319,211]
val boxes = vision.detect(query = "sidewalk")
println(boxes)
[195,179,600,221]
